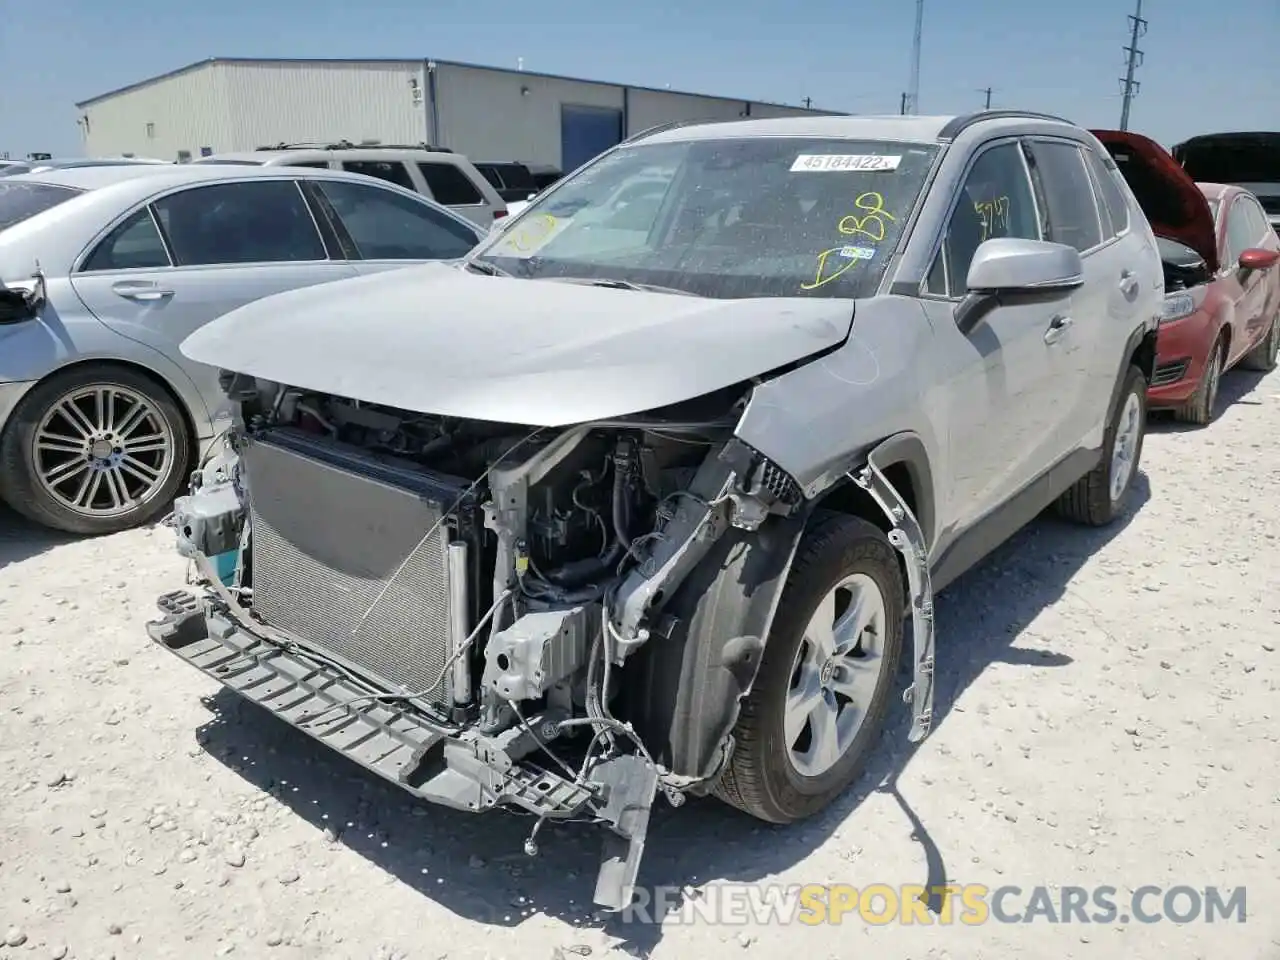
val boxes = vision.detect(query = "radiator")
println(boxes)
[241,429,465,705]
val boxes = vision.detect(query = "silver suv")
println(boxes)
[149,110,1162,913]
[196,142,506,227]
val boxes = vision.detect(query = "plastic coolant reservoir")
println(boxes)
[211,550,238,585]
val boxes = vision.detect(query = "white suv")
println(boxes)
[196,143,507,227]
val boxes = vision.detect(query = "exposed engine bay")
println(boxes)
[149,372,834,910]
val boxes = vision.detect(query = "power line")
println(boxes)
[1118,0,1147,130]
[905,0,925,114]
[978,87,993,109]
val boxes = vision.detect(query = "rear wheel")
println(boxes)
[1056,363,1146,526]
[714,512,904,823]
[0,365,190,535]
[1173,335,1224,425]
[1239,312,1279,372]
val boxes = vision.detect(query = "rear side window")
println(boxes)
[1026,141,1104,253]
[476,164,504,188]
[152,180,326,266]
[493,163,535,192]
[81,209,170,271]
[0,182,81,231]
[315,179,480,260]
[341,160,416,190]
[418,162,485,205]
[1083,147,1130,238]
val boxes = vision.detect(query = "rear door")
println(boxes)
[70,178,356,428]
[302,178,485,275]
[1023,136,1137,453]
[916,138,1063,528]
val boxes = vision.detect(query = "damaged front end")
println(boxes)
[149,374,838,909]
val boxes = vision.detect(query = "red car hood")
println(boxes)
[1091,129,1219,273]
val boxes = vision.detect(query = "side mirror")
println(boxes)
[956,238,1083,335]
[965,237,1085,293]
[1238,247,1280,271]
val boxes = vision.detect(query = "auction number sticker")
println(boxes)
[790,154,902,172]
[838,245,876,259]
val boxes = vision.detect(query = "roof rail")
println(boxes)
[622,117,730,144]
[937,110,1075,142]
[255,140,453,153]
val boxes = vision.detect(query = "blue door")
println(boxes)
[560,105,624,173]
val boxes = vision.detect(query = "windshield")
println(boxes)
[0,181,82,231]
[470,137,938,299]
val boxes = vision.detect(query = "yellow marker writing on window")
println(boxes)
[972,196,1010,242]
[801,246,860,291]
[837,192,897,242]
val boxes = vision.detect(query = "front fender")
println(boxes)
[625,510,808,784]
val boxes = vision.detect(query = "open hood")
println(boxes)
[1090,129,1219,272]
[179,262,855,426]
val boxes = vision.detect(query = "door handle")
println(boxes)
[1044,314,1073,344]
[111,280,173,301]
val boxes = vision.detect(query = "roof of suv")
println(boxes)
[198,148,474,165]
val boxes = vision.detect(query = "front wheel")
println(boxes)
[1055,363,1147,526]
[0,365,191,535]
[714,512,905,823]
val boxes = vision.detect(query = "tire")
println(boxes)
[1238,311,1279,372]
[0,364,191,536]
[1055,363,1146,527]
[713,511,905,823]
[1172,335,1224,425]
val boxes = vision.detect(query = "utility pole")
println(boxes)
[905,0,924,114]
[979,87,993,109]
[802,97,813,108]
[1118,0,1146,131]
[900,92,909,115]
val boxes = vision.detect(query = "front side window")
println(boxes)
[151,180,326,266]
[932,142,1041,297]
[470,137,939,299]
[317,179,480,260]
[1227,196,1268,262]
[341,160,416,191]
[81,209,170,271]
[0,182,82,231]
[1026,141,1103,253]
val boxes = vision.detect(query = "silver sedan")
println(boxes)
[0,164,487,535]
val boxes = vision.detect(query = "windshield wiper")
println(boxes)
[464,259,513,278]
[546,276,702,296]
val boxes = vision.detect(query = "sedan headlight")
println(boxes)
[1160,292,1196,324]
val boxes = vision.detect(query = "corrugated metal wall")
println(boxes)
[432,64,624,166]
[81,67,231,160]
[221,61,427,150]
[79,59,831,165]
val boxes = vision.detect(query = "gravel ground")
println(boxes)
[1,368,1277,960]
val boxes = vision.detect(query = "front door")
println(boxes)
[70,179,357,429]
[919,139,1062,535]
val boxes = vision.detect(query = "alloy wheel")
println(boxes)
[784,572,888,778]
[1109,390,1142,502]
[31,384,176,517]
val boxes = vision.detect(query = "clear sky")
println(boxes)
[2,0,1278,158]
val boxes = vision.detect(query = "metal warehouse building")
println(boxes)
[75,57,836,171]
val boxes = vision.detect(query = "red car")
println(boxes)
[1092,130,1280,424]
